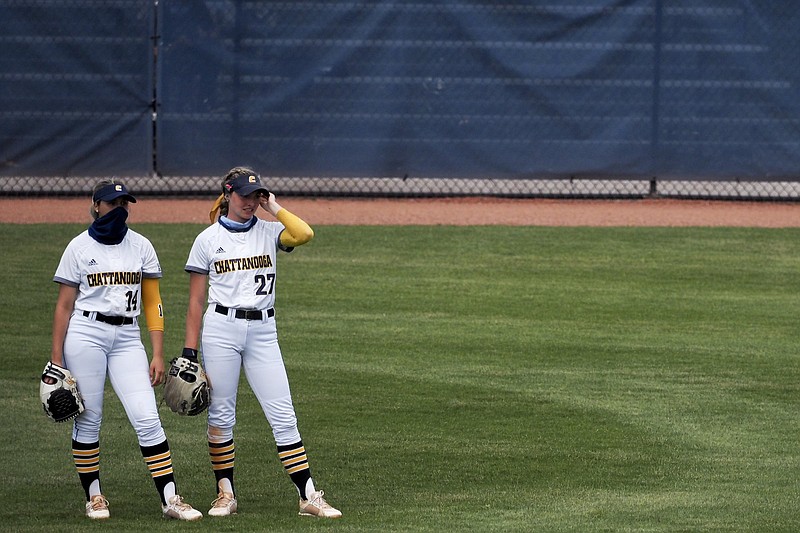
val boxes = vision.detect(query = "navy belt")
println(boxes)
[215,304,274,320]
[83,311,134,326]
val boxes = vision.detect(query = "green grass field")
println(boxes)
[1,223,799,532]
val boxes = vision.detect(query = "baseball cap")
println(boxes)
[225,172,269,197]
[93,183,137,203]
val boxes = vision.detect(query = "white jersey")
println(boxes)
[53,229,162,317]
[185,219,289,310]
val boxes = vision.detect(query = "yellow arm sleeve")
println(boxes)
[277,208,314,247]
[141,277,165,332]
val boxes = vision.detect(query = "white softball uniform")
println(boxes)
[185,219,301,445]
[54,229,166,446]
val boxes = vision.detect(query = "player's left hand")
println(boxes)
[258,192,280,216]
[150,357,166,386]
[258,191,274,202]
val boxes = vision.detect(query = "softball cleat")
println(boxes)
[208,491,238,516]
[162,494,202,521]
[298,490,342,518]
[85,494,110,519]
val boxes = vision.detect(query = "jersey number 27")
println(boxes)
[255,273,275,295]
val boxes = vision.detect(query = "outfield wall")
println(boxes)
[1,1,798,199]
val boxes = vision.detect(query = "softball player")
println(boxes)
[49,180,201,521]
[183,167,341,519]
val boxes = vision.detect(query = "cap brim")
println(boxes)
[235,184,269,196]
[98,192,137,203]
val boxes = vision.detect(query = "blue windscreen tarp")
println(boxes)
[155,1,800,180]
[0,1,153,177]
[2,1,798,181]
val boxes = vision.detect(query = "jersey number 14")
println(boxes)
[125,290,138,311]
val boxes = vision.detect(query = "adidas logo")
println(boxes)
[88,259,97,266]
[215,247,226,254]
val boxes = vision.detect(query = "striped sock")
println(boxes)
[72,439,101,500]
[209,439,235,494]
[277,441,312,499]
[140,440,175,504]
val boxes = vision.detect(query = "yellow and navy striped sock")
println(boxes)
[277,441,312,499]
[209,439,235,494]
[72,439,100,500]
[140,440,175,505]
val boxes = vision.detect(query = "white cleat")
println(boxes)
[208,491,238,517]
[162,494,203,521]
[298,490,342,519]
[85,494,110,519]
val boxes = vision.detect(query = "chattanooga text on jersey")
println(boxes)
[213,254,273,274]
[86,271,142,287]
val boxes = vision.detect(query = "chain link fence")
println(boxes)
[4,175,797,201]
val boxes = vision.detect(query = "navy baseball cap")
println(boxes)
[93,183,137,203]
[225,172,269,197]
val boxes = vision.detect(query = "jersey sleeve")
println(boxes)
[53,236,81,287]
[185,231,211,275]
[141,237,163,279]
[263,221,294,253]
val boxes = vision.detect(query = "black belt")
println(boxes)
[83,311,134,326]
[215,304,274,320]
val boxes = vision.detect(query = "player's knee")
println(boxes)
[136,418,166,446]
[73,416,101,443]
[208,424,233,443]
[72,418,100,442]
[273,427,302,446]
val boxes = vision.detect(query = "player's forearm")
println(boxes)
[50,285,77,365]
[183,295,205,350]
[50,312,70,365]
[184,273,208,350]
[148,330,164,361]
[184,305,202,350]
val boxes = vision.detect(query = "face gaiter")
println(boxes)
[88,206,129,245]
